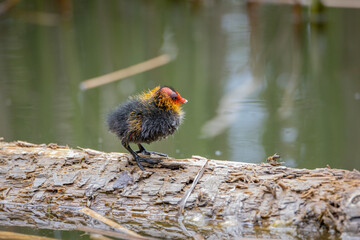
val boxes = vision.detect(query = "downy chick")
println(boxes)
[107,86,187,170]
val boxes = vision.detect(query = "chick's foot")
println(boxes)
[138,157,162,164]
[136,144,168,157]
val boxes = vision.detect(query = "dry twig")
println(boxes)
[80,54,171,90]
[79,207,147,239]
[177,158,209,216]
[0,231,56,240]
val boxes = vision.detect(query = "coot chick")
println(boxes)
[107,86,187,170]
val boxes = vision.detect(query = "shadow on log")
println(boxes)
[0,140,360,239]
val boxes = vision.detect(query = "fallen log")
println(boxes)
[0,139,359,239]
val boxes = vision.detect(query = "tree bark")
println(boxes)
[0,140,360,239]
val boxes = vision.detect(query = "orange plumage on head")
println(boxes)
[139,86,187,113]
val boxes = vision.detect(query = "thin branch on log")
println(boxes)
[79,207,147,239]
[177,156,209,217]
[0,231,56,240]
[0,140,360,239]
[88,234,113,240]
[177,156,208,239]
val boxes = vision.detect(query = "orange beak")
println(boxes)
[179,97,188,104]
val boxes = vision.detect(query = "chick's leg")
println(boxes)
[122,140,161,170]
[136,143,168,157]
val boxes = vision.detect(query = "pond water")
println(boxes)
[0,0,359,239]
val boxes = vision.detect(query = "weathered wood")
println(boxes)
[0,140,360,239]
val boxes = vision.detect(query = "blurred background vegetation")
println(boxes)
[1,0,360,171]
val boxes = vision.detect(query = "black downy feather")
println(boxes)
[107,98,182,144]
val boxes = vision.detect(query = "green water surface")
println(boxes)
[0,0,359,239]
